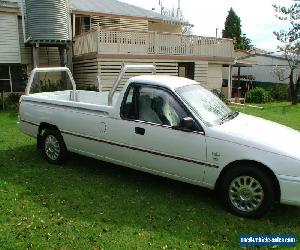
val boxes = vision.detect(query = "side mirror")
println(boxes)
[180,117,198,132]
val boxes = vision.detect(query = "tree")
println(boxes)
[273,1,300,105]
[240,33,253,50]
[223,8,252,50]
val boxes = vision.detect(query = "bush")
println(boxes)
[246,87,271,104]
[77,84,99,91]
[0,94,3,109]
[31,80,64,93]
[211,89,227,103]
[30,80,100,94]
[270,84,289,101]
[4,93,22,110]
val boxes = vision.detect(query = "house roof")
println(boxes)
[242,52,287,61]
[70,0,189,25]
[235,48,287,61]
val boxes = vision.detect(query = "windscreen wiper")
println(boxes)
[220,111,239,123]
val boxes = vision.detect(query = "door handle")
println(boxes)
[135,127,145,135]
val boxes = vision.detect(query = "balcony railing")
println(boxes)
[74,27,234,58]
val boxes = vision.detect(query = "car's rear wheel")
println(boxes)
[219,164,276,218]
[41,129,67,164]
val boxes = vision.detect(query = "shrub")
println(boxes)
[246,87,271,104]
[0,94,3,109]
[270,84,289,101]
[77,84,99,91]
[211,89,227,103]
[31,80,64,93]
[4,92,22,110]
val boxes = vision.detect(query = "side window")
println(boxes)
[121,85,136,120]
[138,87,188,127]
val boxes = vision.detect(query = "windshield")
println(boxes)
[176,84,236,126]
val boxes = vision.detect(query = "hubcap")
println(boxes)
[229,176,264,212]
[45,135,60,161]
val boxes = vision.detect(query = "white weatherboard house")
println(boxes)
[0,0,235,93]
[0,0,22,92]
[71,0,235,92]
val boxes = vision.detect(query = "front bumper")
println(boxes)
[278,174,300,206]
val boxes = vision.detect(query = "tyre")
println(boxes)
[41,129,67,164]
[219,164,276,218]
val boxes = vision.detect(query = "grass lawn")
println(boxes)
[231,102,300,131]
[0,103,300,249]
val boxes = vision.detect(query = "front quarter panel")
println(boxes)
[203,128,300,190]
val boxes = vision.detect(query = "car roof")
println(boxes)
[128,75,200,91]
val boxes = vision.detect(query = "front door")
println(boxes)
[120,83,208,184]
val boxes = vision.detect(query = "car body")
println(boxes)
[19,66,300,217]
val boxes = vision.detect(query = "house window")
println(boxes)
[75,16,91,36]
[10,65,27,92]
[0,65,11,92]
[0,64,27,92]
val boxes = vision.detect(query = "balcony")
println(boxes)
[74,27,234,59]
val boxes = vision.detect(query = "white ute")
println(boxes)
[19,65,300,218]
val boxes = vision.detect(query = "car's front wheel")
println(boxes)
[41,129,67,164]
[219,164,276,218]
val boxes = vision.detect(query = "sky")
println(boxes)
[120,0,294,52]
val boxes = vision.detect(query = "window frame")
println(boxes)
[120,84,139,120]
[120,82,205,134]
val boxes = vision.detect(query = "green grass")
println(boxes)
[0,105,300,249]
[231,102,300,131]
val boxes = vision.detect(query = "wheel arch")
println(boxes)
[215,160,281,202]
[37,122,61,148]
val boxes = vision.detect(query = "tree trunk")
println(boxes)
[289,68,297,105]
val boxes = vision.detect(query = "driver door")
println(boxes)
[121,83,208,184]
